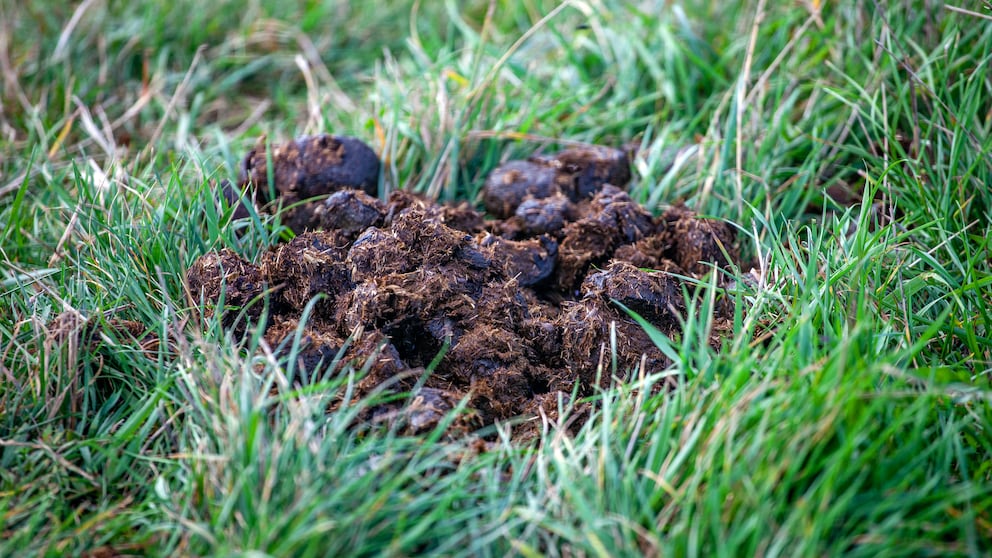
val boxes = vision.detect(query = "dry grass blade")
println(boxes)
[140,45,206,160]
[944,4,992,21]
[735,0,766,216]
[52,0,100,63]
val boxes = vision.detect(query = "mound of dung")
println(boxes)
[192,135,738,440]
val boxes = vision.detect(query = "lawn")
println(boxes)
[1,0,991,556]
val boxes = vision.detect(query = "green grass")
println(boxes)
[2,0,991,555]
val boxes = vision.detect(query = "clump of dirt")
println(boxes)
[482,146,631,219]
[237,134,380,233]
[186,249,267,334]
[189,136,739,440]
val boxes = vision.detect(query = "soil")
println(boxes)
[192,135,739,440]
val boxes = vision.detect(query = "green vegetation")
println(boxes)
[2,0,990,555]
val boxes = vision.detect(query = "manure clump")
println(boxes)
[190,135,739,440]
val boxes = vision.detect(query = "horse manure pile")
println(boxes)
[191,134,738,440]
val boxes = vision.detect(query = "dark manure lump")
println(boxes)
[189,136,740,440]
[237,134,380,233]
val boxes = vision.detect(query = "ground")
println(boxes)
[1,1,991,556]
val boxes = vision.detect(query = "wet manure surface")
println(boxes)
[191,135,739,440]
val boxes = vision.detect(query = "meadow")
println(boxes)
[1,0,990,555]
